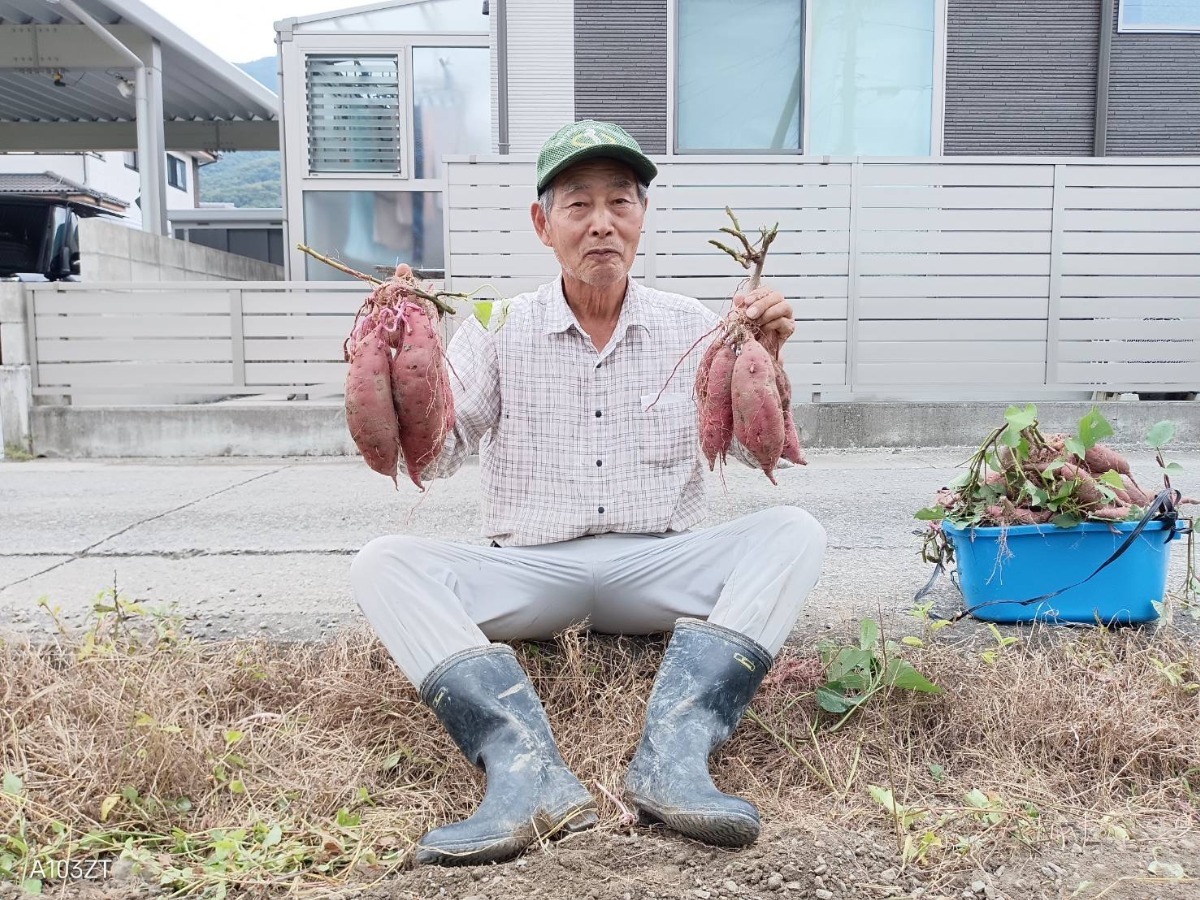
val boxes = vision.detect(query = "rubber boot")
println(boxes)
[415,644,598,865]
[624,618,772,847]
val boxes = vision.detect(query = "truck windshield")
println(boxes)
[0,204,50,277]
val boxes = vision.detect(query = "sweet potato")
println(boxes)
[731,338,786,484]
[774,358,807,465]
[345,330,400,486]
[700,342,736,469]
[1120,475,1153,507]
[391,301,450,490]
[695,335,724,407]
[1083,444,1131,477]
[1058,462,1104,509]
[1090,504,1133,522]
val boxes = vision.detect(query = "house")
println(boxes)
[273,0,1200,280]
[0,149,217,225]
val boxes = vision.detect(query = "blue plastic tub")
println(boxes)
[941,518,1182,624]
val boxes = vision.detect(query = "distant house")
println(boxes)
[0,150,215,223]
[275,0,1200,280]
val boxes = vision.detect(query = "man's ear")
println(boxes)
[530,200,553,248]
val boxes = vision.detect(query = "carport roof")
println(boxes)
[0,0,279,151]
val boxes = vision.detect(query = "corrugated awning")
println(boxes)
[0,0,279,151]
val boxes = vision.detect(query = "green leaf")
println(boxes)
[336,808,362,828]
[1004,403,1038,432]
[262,824,282,848]
[816,685,853,713]
[1052,513,1082,529]
[964,788,992,809]
[999,425,1021,449]
[914,506,946,521]
[473,300,493,328]
[1064,436,1086,461]
[223,730,244,747]
[827,647,873,683]
[1097,471,1125,489]
[859,619,879,652]
[1146,421,1176,449]
[884,659,942,693]
[928,763,946,782]
[1161,462,1184,475]
[228,779,245,795]
[100,794,121,822]
[2,772,22,797]
[901,636,925,648]
[21,878,42,895]
[1077,407,1114,451]
[1147,860,1186,879]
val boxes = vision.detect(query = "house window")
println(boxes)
[302,191,444,278]
[807,0,936,156]
[306,55,403,173]
[167,155,187,190]
[675,0,803,151]
[124,151,138,171]
[1118,0,1200,32]
[412,47,491,178]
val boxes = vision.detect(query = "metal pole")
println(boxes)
[496,0,510,154]
[1094,0,1115,156]
[49,0,167,233]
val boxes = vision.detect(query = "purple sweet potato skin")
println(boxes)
[732,338,785,484]
[774,358,807,466]
[391,303,449,490]
[700,342,736,469]
[345,331,400,485]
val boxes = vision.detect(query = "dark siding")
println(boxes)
[944,0,1099,155]
[574,0,668,154]
[1106,4,1200,155]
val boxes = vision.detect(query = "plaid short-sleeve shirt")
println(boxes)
[423,277,756,547]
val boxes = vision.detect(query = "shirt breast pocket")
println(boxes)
[637,393,696,466]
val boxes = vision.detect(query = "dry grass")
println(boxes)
[2,595,1199,897]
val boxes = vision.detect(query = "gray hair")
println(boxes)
[538,179,649,220]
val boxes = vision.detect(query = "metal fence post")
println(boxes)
[1045,164,1066,390]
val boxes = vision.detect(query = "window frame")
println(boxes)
[670,0,807,155]
[166,154,187,191]
[1118,0,1200,33]
[305,52,407,177]
[667,0,948,156]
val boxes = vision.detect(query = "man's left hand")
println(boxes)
[733,286,794,356]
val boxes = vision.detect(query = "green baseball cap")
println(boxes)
[535,120,658,195]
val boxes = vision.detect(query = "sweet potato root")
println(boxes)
[774,357,807,465]
[391,301,451,490]
[731,338,786,484]
[345,327,400,486]
[700,341,736,469]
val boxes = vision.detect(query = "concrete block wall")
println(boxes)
[79,219,284,282]
[0,284,31,453]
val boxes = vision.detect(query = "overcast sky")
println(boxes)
[142,0,343,65]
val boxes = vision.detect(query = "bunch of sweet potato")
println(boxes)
[938,437,1155,526]
[344,265,453,490]
[696,314,805,484]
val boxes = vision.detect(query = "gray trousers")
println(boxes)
[351,506,827,686]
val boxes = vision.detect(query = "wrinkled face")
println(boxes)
[531,159,646,289]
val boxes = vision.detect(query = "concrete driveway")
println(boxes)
[2,449,1196,643]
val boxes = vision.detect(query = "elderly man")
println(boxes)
[352,120,826,866]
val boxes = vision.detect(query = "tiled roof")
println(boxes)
[0,172,128,209]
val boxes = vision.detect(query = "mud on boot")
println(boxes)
[415,645,597,865]
[624,618,772,847]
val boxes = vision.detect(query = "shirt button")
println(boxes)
[598,506,605,514]
[596,459,602,467]
[595,410,602,418]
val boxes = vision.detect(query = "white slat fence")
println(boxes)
[23,157,1200,402]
